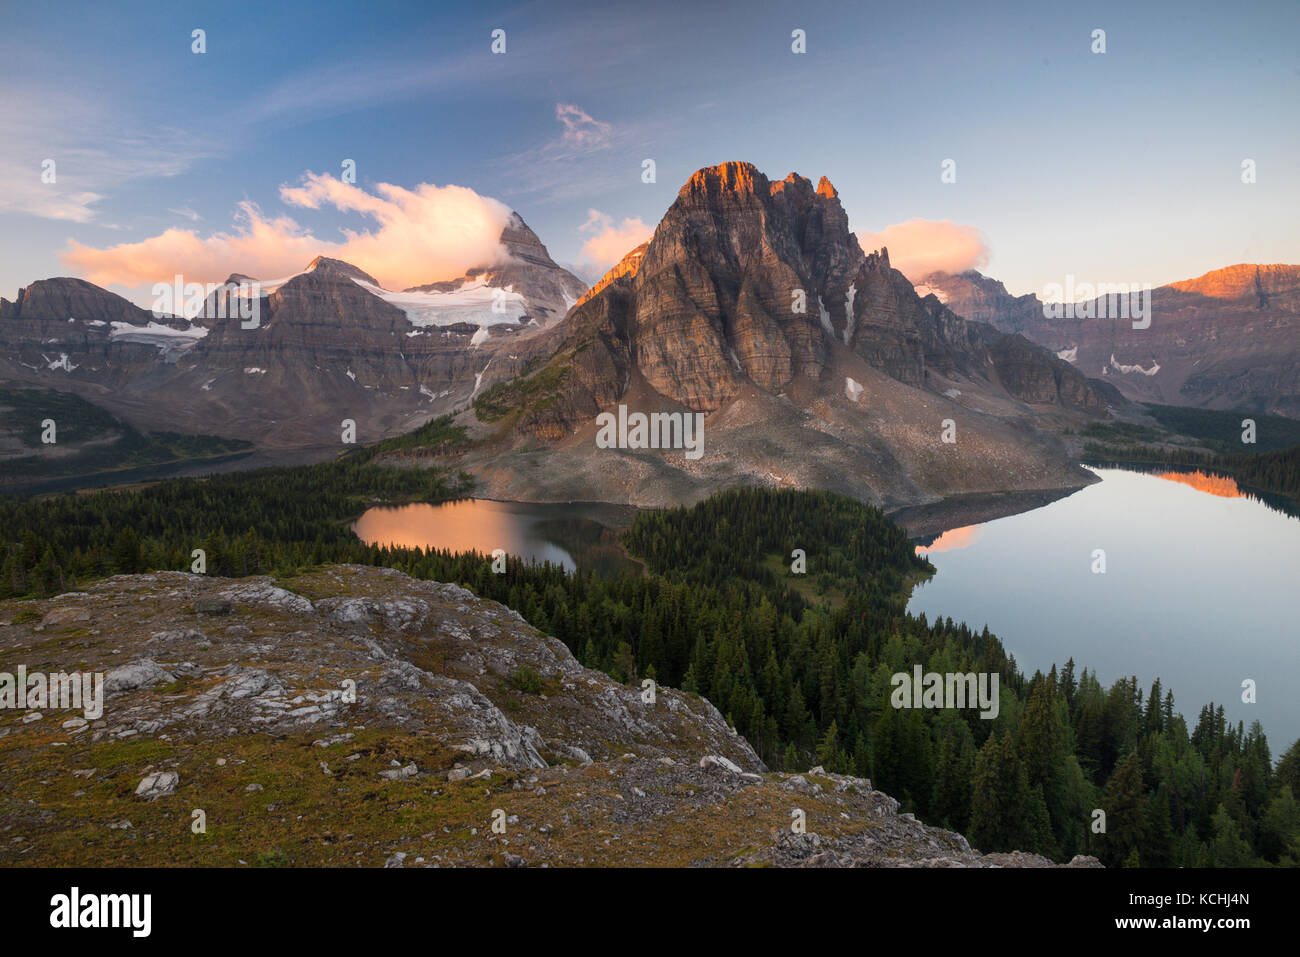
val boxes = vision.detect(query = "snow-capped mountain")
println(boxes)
[0,215,585,448]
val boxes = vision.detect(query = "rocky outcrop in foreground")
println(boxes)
[0,566,1097,868]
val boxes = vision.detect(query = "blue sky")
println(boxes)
[1,0,1297,303]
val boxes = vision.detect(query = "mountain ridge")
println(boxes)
[922,263,1300,417]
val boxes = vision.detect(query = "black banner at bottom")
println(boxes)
[2,865,1292,942]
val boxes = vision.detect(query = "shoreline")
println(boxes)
[887,484,1091,540]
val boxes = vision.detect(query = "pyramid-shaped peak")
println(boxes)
[304,256,380,286]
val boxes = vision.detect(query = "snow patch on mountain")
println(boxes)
[1109,353,1160,376]
[843,284,857,344]
[106,320,207,359]
[353,277,528,328]
[912,283,949,303]
[108,320,207,341]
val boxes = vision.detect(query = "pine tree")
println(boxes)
[970,732,1032,852]
[1099,752,1147,868]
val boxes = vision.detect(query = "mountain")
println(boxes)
[0,215,583,448]
[922,265,1300,418]
[0,563,1098,867]
[0,170,1124,509]
[403,212,586,327]
[451,162,1119,510]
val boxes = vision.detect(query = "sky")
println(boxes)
[1,0,1297,305]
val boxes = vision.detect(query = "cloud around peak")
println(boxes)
[856,219,989,280]
[62,173,515,291]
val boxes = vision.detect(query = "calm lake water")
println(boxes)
[351,499,642,577]
[909,467,1300,749]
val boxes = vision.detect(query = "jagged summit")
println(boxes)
[453,161,1115,508]
[677,163,845,210]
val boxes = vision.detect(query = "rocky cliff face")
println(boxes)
[0,565,1098,868]
[925,264,1300,417]
[457,162,1115,509]
[497,163,1111,432]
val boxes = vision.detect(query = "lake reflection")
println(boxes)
[352,499,642,577]
[908,468,1300,748]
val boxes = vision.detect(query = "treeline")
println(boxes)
[1,470,1296,866]
[1083,442,1300,502]
[1141,402,1300,453]
[0,387,253,481]
[0,453,472,596]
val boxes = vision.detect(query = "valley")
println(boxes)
[2,164,1297,874]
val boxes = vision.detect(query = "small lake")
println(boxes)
[351,499,642,577]
[908,467,1300,749]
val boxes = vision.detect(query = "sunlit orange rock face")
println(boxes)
[915,524,984,554]
[1154,469,1242,499]
[1168,263,1300,300]
[575,241,647,310]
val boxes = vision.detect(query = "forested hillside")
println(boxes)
[1,449,1296,867]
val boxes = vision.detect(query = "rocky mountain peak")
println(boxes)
[477,161,1112,484]
[0,277,154,323]
[304,256,381,287]
[497,212,560,270]
[679,161,768,202]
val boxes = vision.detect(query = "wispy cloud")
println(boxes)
[555,103,612,149]
[0,89,211,224]
[492,101,643,204]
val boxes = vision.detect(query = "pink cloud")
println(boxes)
[62,173,514,291]
[578,209,652,268]
[856,219,990,280]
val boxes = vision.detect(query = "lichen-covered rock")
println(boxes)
[0,564,1087,869]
